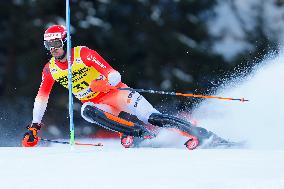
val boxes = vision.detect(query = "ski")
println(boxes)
[200,140,246,149]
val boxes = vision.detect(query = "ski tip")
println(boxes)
[200,139,247,149]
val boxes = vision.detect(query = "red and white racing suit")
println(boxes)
[32,46,159,125]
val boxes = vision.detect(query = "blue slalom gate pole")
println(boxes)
[66,0,75,146]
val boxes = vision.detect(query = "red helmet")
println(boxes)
[44,25,67,41]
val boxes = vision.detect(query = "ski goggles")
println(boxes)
[44,39,64,50]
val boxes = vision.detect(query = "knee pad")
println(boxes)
[81,103,150,137]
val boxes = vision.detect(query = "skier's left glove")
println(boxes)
[90,79,115,93]
[90,71,121,93]
[22,123,43,147]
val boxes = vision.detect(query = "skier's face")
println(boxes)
[50,47,65,59]
[44,39,65,59]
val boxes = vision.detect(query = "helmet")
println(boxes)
[44,25,67,41]
[43,25,67,60]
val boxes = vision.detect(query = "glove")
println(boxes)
[22,123,43,147]
[90,79,116,93]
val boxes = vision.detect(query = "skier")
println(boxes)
[22,25,227,149]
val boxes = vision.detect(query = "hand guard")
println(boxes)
[22,123,43,147]
[90,79,116,93]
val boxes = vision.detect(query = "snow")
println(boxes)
[1,147,284,189]
[192,52,284,150]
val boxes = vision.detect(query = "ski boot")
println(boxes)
[121,135,135,148]
[184,136,199,150]
[117,111,157,148]
[120,132,155,148]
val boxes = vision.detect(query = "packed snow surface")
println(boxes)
[1,147,284,189]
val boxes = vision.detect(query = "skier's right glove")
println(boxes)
[22,123,43,147]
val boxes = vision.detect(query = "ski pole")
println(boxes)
[40,138,103,147]
[118,88,249,102]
